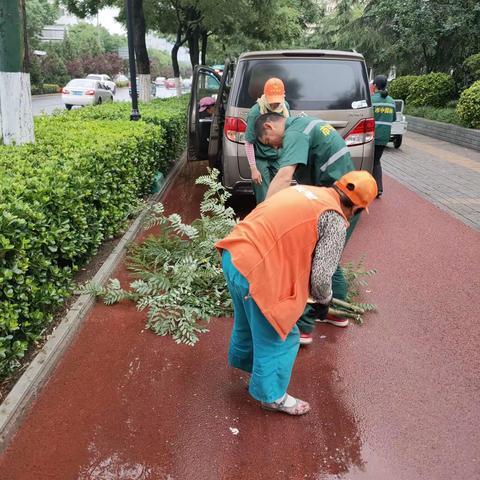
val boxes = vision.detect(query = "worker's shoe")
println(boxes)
[316,315,349,327]
[262,394,311,415]
[299,332,313,345]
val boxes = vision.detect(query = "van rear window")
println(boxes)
[232,58,370,110]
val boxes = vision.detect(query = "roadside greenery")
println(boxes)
[406,73,455,108]
[404,106,466,128]
[0,96,188,380]
[457,81,480,129]
[86,169,236,346]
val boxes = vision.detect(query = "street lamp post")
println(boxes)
[125,0,140,121]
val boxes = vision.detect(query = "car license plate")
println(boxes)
[72,91,82,96]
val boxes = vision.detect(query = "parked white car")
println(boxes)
[390,99,408,148]
[62,79,114,110]
[155,76,166,86]
[86,74,116,94]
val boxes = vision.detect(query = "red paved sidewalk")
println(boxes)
[1,162,479,479]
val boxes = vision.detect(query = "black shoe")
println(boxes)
[376,191,383,198]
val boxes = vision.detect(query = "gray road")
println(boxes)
[32,86,178,116]
[382,131,480,230]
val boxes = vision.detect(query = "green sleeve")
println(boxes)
[245,103,260,143]
[318,151,354,186]
[277,131,309,168]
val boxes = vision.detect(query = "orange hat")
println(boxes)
[335,171,378,212]
[264,77,285,104]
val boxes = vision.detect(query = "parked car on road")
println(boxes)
[390,99,408,148]
[62,79,113,110]
[155,76,166,86]
[86,74,116,94]
[165,78,176,89]
[188,50,374,196]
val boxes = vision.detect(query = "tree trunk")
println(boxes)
[20,0,29,72]
[201,30,208,65]
[187,25,200,68]
[172,27,184,96]
[0,0,34,145]
[132,0,151,102]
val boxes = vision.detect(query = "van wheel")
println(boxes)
[65,104,72,110]
[97,97,102,105]
[393,136,402,149]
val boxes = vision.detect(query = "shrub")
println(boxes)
[407,73,455,107]
[463,53,480,83]
[405,105,467,127]
[115,80,129,87]
[0,96,188,379]
[389,75,419,102]
[456,80,480,129]
[42,83,60,94]
[30,84,60,95]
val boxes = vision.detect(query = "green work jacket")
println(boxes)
[372,92,396,146]
[277,116,354,186]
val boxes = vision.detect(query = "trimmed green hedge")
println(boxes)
[456,80,480,129]
[31,83,60,95]
[407,73,455,107]
[389,75,419,102]
[0,96,188,378]
[405,105,467,127]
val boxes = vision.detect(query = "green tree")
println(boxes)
[25,0,59,49]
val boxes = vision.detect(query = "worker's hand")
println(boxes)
[310,302,329,320]
[251,167,262,185]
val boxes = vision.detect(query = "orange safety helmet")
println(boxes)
[335,171,378,212]
[264,77,285,104]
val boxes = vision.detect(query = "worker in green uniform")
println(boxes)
[244,78,290,203]
[255,112,361,344]
[371,75,396,197]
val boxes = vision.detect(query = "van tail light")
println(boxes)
[344,118,375,146]
[84,89,95,96]
[62,88,70,94]
[224,117,247,144]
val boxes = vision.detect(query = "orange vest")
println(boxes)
[216,185,347,340]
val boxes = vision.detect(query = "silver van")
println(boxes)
[188,50,374,195]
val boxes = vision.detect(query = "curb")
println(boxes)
[406,115,480,152]
[0,153,186,452]
[31,93,61,98]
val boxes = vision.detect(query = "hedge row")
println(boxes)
[390,73,479,128]
[31,83,60,95]
[0,95,189,378]
[457,80,480,129]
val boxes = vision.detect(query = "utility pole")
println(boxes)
[0,0,35,145]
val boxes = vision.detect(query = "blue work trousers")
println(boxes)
[222,250,300,403]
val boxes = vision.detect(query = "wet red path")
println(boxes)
[1,162,479,479]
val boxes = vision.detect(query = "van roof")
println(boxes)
[238,49,365,61]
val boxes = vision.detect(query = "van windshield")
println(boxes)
[233,58,370,110]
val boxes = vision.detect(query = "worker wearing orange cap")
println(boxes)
[255,112,363,344]
[216,171,377,415]
[244,78,290,203]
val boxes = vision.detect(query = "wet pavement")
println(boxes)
[1,154,479,479]
[383,131,480,230]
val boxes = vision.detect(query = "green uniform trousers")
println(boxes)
[252,159,279,204]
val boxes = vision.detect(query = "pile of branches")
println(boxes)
[85,168,376,345]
